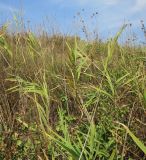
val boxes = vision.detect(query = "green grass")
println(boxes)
[0,24,146,159]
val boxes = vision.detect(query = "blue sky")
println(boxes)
[0,0,146,41]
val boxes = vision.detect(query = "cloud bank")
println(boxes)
[132,0,146,12]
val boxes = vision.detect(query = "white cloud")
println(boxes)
[132,0,146,12]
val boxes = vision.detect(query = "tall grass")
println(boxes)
[0,22,146,159]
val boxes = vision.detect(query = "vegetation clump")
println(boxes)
[0,23,146,159]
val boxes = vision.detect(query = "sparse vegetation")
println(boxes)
[0,19,146,159]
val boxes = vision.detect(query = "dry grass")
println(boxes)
[0,23,146,159]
